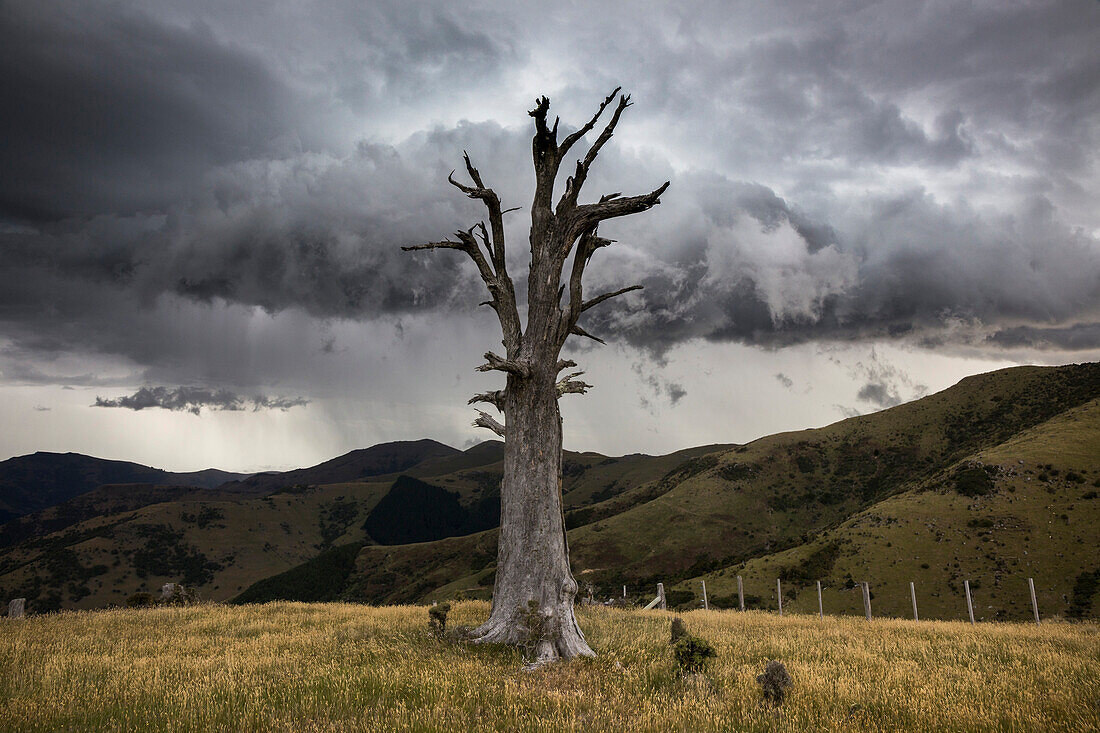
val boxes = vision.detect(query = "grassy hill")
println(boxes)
[0,601,1096,732]
[0,439,721,611]
[333,363,1100,620]
[682,395,1100,621]
[1,362,1097,620]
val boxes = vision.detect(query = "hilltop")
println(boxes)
[0,452,251,524]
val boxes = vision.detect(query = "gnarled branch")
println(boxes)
[400,240,464,253]
[556,371,593,397]
[469,390,506,412]
[560,227,616,339]
[557,359,577,372]
[582,285,643,313]
[476,351,531,378]
[572,181,670,237]
[473,410,505,438]
[558,86,621,158]
[560,93,632,209]
[435,153,522,352]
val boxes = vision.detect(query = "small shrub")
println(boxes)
[757,660,793,705]
[160,585,198,606]
[428,602,451,637]
[954,466,995,497]
[125,592,156,608]
[672,634,716,675]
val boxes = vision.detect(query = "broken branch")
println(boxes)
[476,351,531,378]
[570,324,606,345]
[558,87,621,157]
[469,390,506,412]
[581,285,643,313]
[556,371,593,397]
[473,411,506,438]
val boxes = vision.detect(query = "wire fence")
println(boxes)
[619,575,1045,624]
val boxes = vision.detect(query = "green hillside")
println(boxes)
[1,362,1097,621]
[333,363,1100,618]
[682,396,1100,621]
[0,440,722,611]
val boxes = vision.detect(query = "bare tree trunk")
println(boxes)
[403,88,667,664]
[468,369,593,660]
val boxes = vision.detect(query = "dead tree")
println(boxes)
[403,88,668,663]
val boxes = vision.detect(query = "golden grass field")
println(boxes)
[1,601,1098,732]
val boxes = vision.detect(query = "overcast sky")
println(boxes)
[1,0,1098,471]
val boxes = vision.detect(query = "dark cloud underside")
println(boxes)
[0,0,1097,393]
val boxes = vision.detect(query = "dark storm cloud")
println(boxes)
[94,386,308,415]
[586,174,1100,354]
[0,2,304,222]
[0,0,1097,394]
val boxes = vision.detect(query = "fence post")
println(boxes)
[964,580,975,624]
[816,580,823,618]
[1028,578,1040,625]
[910,581,918,621]
[777,578,783,616]
[701,580,709,610]
[862,582,872,621]
[623,585,627,600]
[737,575,744,611]
[657,582,666,610]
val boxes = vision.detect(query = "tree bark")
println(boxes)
[467,367,594,660]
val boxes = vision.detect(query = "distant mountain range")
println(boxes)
[1,362,1097,621]
[0,452,251,524]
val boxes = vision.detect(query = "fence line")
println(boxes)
[621,575,1049,625]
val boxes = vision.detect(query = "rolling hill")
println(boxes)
[0,362,1097,622]
[333,362,1100,621]
[0,452,251,523]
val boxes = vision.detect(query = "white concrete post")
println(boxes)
[862,582,872,621]
[910,581,918,621]
[7,598,25,618]
[1028,578,1040,625]
[777,578,783,616]
[737,575,744,611]
[623,585,627,599]
[964,580,975,624]
[657,582,666,610]
[816,580,823,618]
[701,580,708,610]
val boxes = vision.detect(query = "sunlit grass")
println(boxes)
[1,601,1097,731]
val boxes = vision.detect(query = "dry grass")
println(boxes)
[1,601,1098,732]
